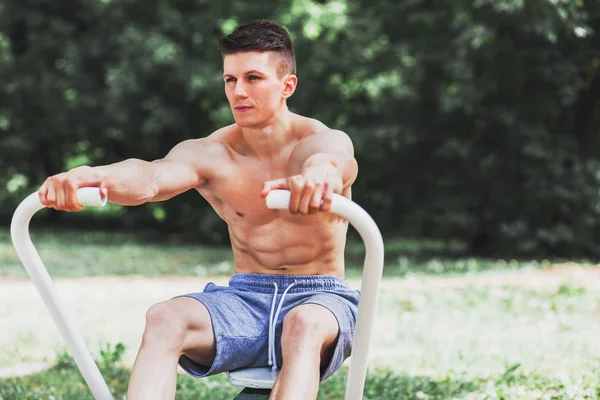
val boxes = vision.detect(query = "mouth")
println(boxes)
[234,106,253,112]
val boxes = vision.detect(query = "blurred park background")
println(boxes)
[1,0,600,399]
[0,0,599,257]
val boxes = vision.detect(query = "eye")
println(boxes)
[225,77,236,83]
[248,75,261,81]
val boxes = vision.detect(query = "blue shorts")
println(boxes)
[177,273,360,381]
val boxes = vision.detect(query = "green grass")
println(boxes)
[2,230,600,398]
[1,349,599,399]
[0,230,236,278]
[374,277,600,378]
[0,229,559,279]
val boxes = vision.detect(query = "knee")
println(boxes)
[142,301,187,350]
[282,306,330,348]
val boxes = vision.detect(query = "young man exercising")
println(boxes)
[39,20,359,400]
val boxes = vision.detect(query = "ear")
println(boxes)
[282,74,297,99]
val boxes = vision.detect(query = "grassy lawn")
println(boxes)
[1,230,600,399]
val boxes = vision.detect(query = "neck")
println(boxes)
[240,106,295,159]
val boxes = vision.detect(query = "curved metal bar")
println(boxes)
[266,190,384,400]
[10,188,113,400]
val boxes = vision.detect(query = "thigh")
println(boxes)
[159,296,216,366]
[297,292,359,379]
[301,291,359,334]
[282,303,340,365]
[177,285,272,375]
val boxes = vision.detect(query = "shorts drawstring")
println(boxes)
[268,281,296,371]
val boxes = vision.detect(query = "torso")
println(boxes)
[194,114,349,277]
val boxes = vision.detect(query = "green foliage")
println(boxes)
[0,0,599,256]
[342,0,600,257]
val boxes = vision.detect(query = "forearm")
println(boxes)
[92,158,159,206]
[40,139,206,212]
[301,152,358,190]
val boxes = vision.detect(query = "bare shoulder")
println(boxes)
[164,126,235,162]
[291,114,354,153]
[157,127,238,187]
[292,114,329,139]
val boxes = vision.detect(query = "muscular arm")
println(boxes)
[287,129,358,191]
[97,140,206,205]
[261,129,358,214]
[40,139,216,210]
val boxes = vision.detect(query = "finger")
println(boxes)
[63,181,74,211]
[38,184,49,207]
[65,181,83,212]
[46,183,57,209]
[288,176,304,214]
[55,181,67,211]
[100,183,109,199]
[321,182,334,212]
[298,178,315,215]
[309,182,325,214]
[261,178,288,197]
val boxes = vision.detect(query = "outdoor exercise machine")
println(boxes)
[11,188,384,400]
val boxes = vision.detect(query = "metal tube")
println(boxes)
[10,188,113,400]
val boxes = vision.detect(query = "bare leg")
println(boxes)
[127,297,216,400]
[269,304,339,400]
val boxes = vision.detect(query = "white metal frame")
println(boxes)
[11,188,113,399]
[10,188,384,400]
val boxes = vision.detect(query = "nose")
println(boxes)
[234,81,248,99]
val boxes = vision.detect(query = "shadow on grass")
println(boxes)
[0,344,483,399]
[2,228,593,280]
[319,368,481,400]
[0,363,482,400]
[5,344,584,400]
[2,350,597,400]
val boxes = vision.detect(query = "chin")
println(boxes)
[235,117,266,129]
[235,120,256,128]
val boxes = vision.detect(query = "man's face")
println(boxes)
[223,51,294,128]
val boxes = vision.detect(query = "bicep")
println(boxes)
[149,140,210,201]
[288,130,356,174]
[148,160,202,202]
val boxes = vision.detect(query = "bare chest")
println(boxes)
[196,157,291,225]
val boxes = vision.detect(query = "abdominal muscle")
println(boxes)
[194,124,351,277]
[227,214,348,277]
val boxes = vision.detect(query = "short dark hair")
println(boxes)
[219,20,296,77]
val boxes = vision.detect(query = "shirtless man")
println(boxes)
[38,20,359,400]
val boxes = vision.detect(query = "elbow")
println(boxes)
[303,152,358,188]
[136,158,161,203]
[328,153,358,188]
[133,158,161,203]
[344,156,359,188]
[147,181,160,202]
